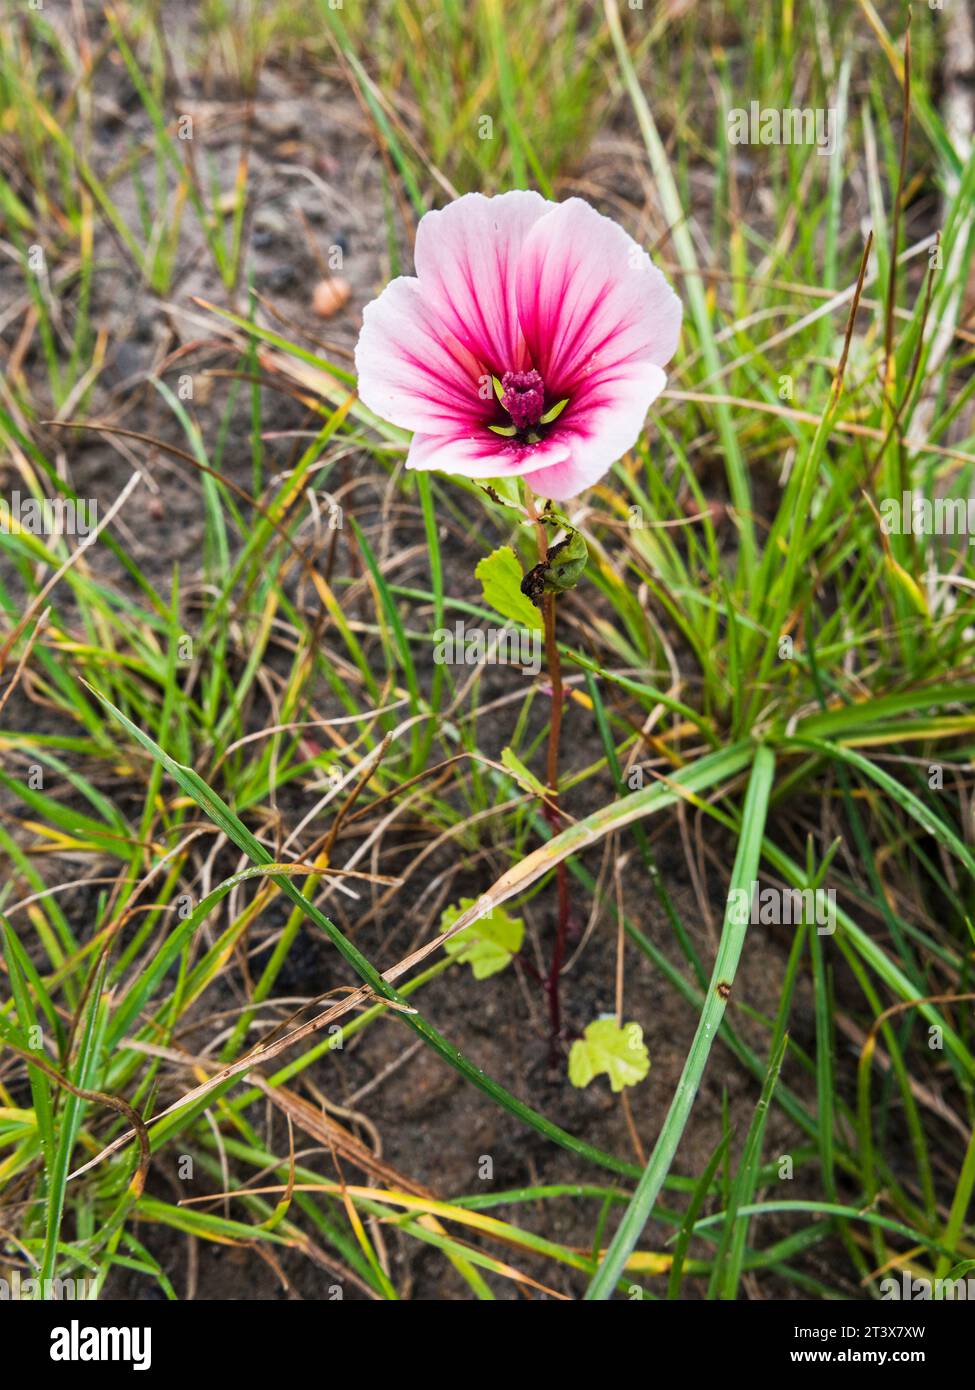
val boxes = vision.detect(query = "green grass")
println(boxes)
[1,0,974,1301]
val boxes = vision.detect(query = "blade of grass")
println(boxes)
[584,744,776,1299]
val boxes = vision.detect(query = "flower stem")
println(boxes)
[532,513,570,1058]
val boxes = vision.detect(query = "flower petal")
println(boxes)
[355,276,488,433]
[516,198,681,397]
[521,363,668,500]
[414,190,556,376]
[407,428,570,481]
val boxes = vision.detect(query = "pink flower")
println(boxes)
[354,191,681,501]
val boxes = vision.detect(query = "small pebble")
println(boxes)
[312,276,351,318]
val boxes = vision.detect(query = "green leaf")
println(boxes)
[482,476,523,508]
[520,514,588,604]
[543,529,588,592]
[500,746,547,798]
[441,898,525,979]
[475,546,543,631]
[569,1019,650,1093]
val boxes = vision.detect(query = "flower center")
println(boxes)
[500,370,545,431]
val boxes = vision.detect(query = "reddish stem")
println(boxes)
[525,491,571,1058]
[541,586,570,1055]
